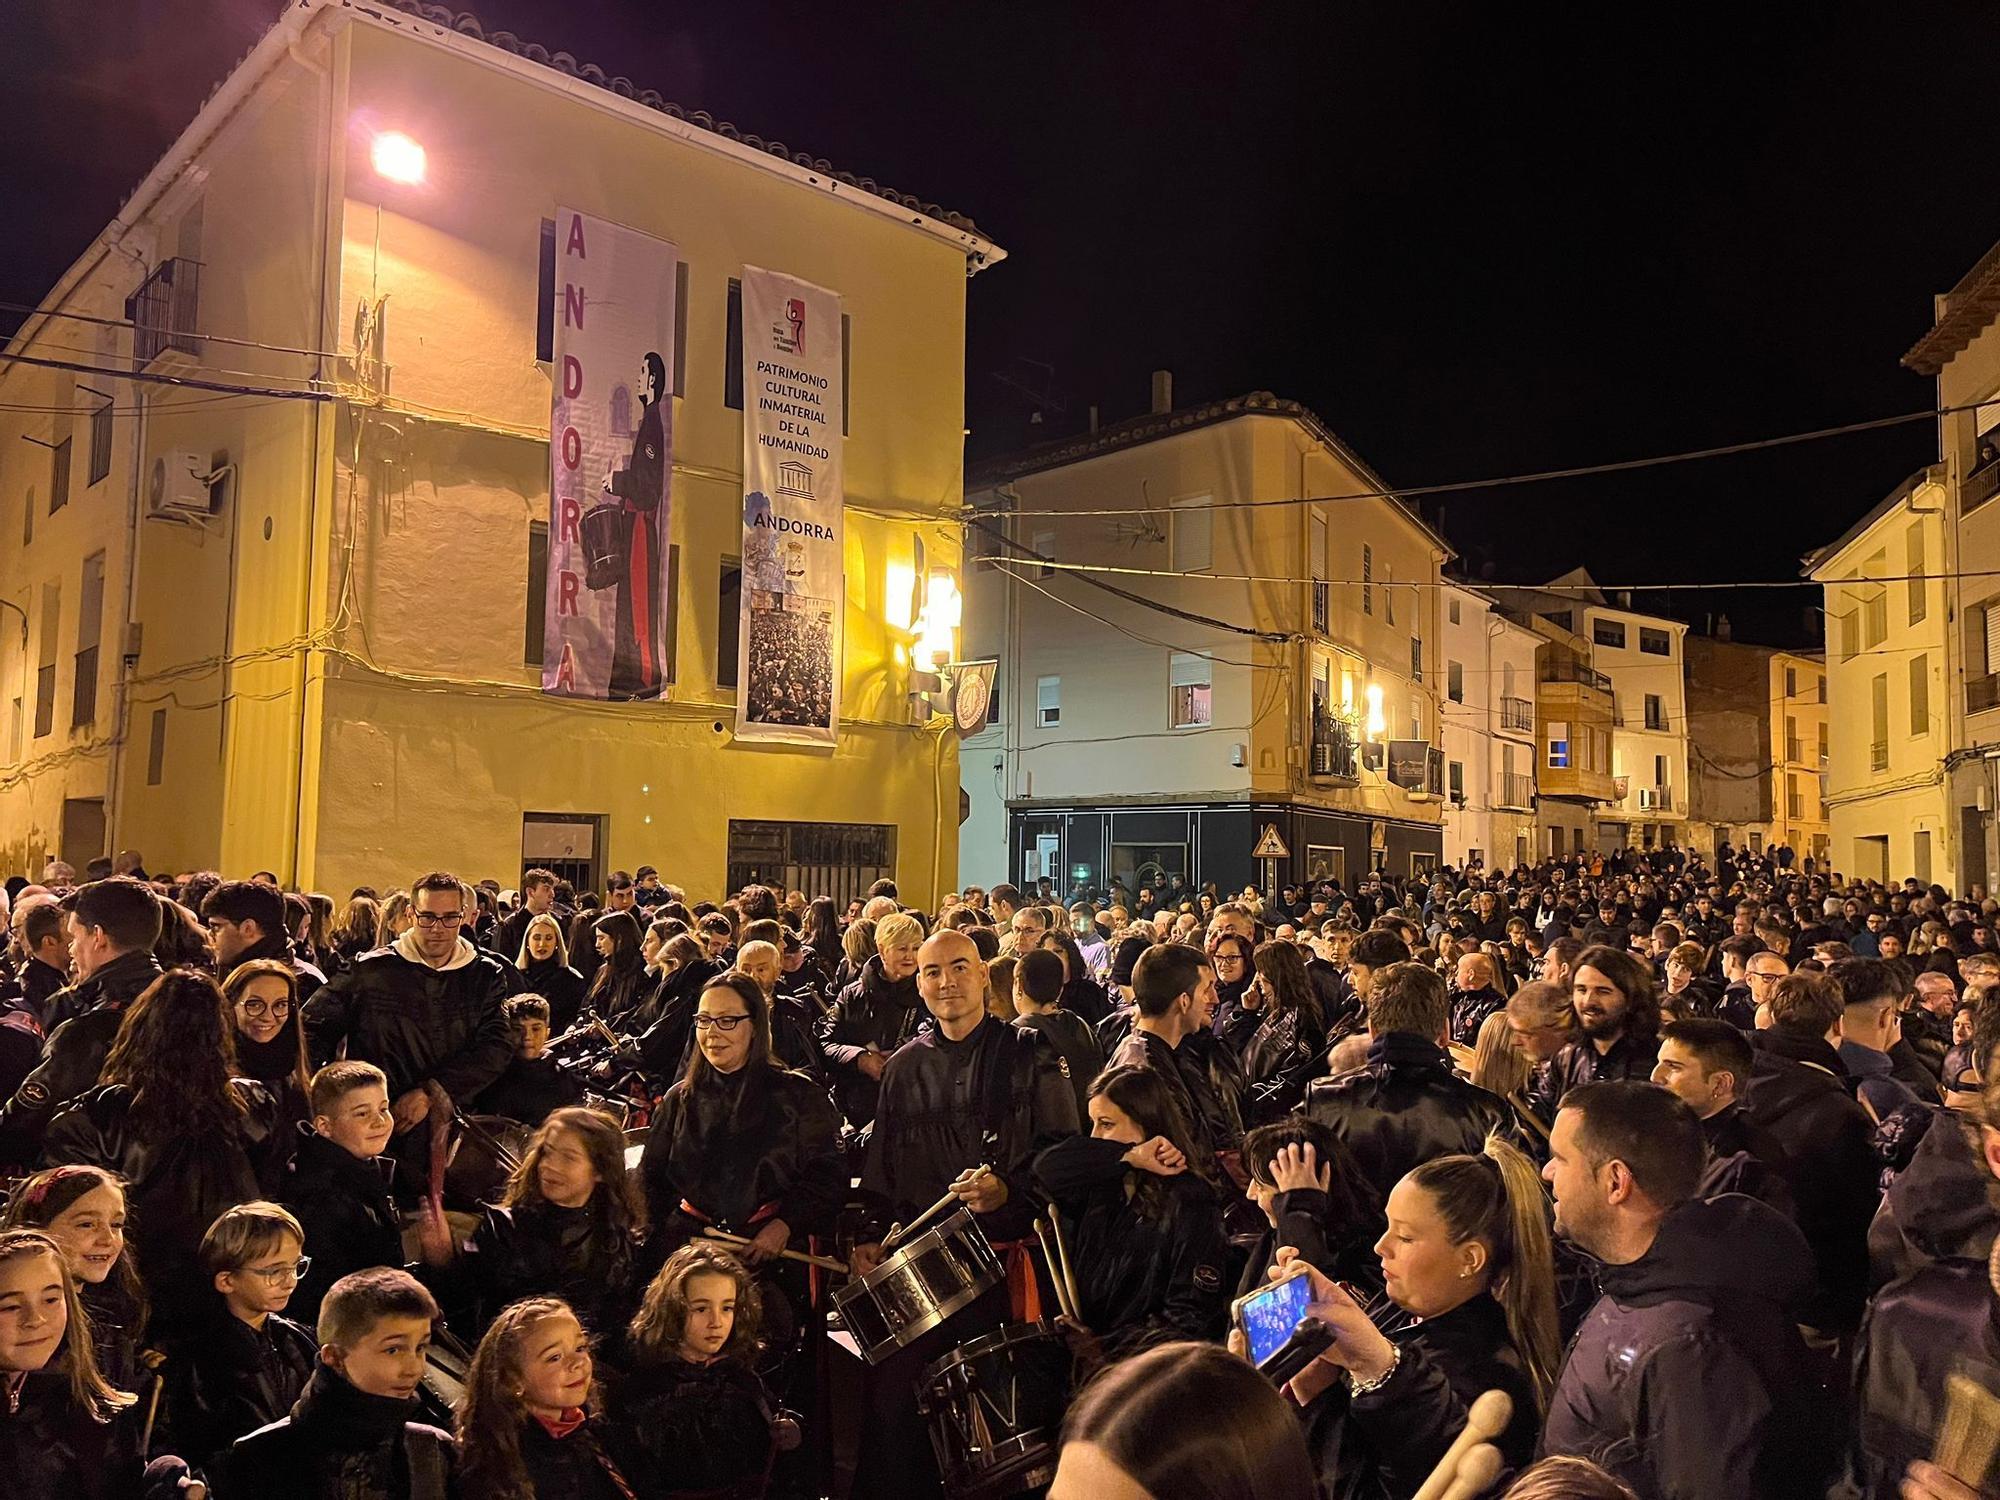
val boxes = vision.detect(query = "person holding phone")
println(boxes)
[1269,1134,1556,1498]
[1033,1065,1229,1364]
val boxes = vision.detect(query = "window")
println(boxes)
[1410,635,1422,682]
[1870,673,1888,770]
[48,439,70,515]
[1908,524,1927,626]
[1817,721,1828,762]
[1816,673,1826,704]
[1654,754,1668,787]
[1449,597,1461,625]
[1032,530,1055,580]
[1785,715,1800,762]
[525,522,548,667]
[1361,545,1373,615]
[536,218,557,362]
[71,551,103,729]
[1787,773,1802,820]
[1310,510,1329,633]
[88,402,112,487]
[1384,565,1396,625]
[1915,828,1933,885]
[1785,666,1797,697]
[1170,496,1212,572]
[717,559,741,688]
[1593,619,1625,649]
[1639,627,1670,656]
[146,708,166,786]
[1862,587,1887,649]
[1910,652,1929,735]
[1410,698,1421,740]
[20,486,31,548]
[1036,675,1061,727]
[7,697,21,763]
[1541,610,1573,633]
[1447,660,1464,702]
[33,582,58,739]
[1644,693,1665,731]
[1547,720,1570,769]
[1449,760,1464,801]
[1169,652,1211,728]
[1837,610,1857,663]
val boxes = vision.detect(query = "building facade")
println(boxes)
[0,0,998,904]
[959,389,1451,897]
[1438,583,1541,871]
[1683,634,1828,863]
[1806,468,1953,888]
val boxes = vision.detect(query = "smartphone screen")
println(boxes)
[1239,1272,1315,1367]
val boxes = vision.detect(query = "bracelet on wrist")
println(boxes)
[1347,1340,1401,1395]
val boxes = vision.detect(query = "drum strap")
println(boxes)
[406,1432,449,1498]
[993,1239,1044,1325]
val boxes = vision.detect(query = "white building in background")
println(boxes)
[1438,583,1542,871]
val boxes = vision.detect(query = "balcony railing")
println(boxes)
[1540,657,1613,692]
[1311,580,1329,635]
[1498,772,1534,809]
[1310,710,1359,781]
[1870,739,1888,772]
[129,258,202,368]
[1499,696,1533,731]
[1972,672,2000,714]
[1967,457,2000,517]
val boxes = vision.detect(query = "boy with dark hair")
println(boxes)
[1012,948,1102,1117]
[217,1267,456,1498]
[283,1061,403,1328]
[473,995,583,1126]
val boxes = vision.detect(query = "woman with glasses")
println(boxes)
[222,957,312,1135]
[41,969,287,1339]
[1205,932,1259,1055]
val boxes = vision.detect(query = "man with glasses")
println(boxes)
[1744,949,1791,1031]
[304,870,512,1188]
[202,878,325,1001]
[1002,903,1049,959]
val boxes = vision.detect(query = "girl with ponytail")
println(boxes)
[1267,1132,1556,1497]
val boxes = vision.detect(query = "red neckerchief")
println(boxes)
[534,1406,587,1440]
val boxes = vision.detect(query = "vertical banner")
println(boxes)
[543,208,679,702]
[737,265,845,747]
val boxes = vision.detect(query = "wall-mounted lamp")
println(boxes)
[371,130,427,185]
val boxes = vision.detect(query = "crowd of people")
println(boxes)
[0,840,1994,1498]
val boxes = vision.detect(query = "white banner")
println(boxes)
[736,265,845,746]
[543,209,679,702]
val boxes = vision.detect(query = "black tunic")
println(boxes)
[606,397,668,701]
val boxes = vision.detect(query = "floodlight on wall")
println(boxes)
[371,131,426,185]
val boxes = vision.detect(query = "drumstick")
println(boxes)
[1048,1209,1082,1320]
[1411,1389,1514,1500]
[1034,1218,1075,1321]
[592,1018,621,1049]
[696,1227,850,1274]
[884,1167,988,1251]
[1437,1443,1504,1500]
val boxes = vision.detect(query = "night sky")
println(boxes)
[6,0,1999,646]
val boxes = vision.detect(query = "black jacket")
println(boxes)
[225,934,326,1006]
[1106,1028,1224,1178]
[1448,986,1506,1047]
[1014,1008,1103,1120]
[607,1355,773,1499]
[1850,1256,2000,1499]
[1546,1029,1661,1110]
[216,1365,458,1500]
[1301,1032,1512,1200]
[19,956,66,1030]
[282,1126,405,1330]
[1541,1195,1835,1500]
[494,1415,638,1500]
[1866,1109,1996,1289]
[1304,1293,1540,1500]
[303,942,513,1110]
[458,1199,639,1343]
[632,958,723,1083]
[1032,1134,1229,1356]
[819,956,927,1126]
[1234,1184,1384,1303]
[232,1014,312,1139]
[0,950,162,1165]
[164,1307,318,1470]
[44,1080,285,1330]
[1744,1027,1880,1332]
[473,1054,584,1126]
[518,958,587,1036]
[861,1015,1079,1244]
[641,1062,845,1256]
[0,1372,146,1500]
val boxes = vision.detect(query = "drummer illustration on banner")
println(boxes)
[598,349,669,700]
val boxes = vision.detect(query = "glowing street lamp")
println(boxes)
[371,131,426,185]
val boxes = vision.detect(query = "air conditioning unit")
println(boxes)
[1637,787,1657,810]
[147,451,216,520]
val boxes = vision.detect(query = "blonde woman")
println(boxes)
[376,890,414,948]
[516,911,585,1034]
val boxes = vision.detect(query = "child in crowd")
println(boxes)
[474,996,584,1126]
[216,1266,456,1499]
[457,1295,641,1499]
[2,1165,150,1394]
[0,1228,147,1499]
[168,1201,319,1469]
[611,1242,777,1498]
[283,1062,403,1329]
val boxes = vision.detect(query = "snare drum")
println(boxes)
[831,1208,1002,1365]
[581,503,627,591]
[414,1326,473,1428]
[920,1322,1074,1500]
[441,1114,530,1211]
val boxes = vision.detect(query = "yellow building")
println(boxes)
[1768,649,1829,861]
[0,0,999,903]
[1807,468,1953,887]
